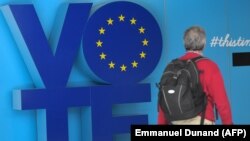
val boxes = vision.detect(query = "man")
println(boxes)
[158,26,233,125]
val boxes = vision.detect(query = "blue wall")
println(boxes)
[163,0,250,124]
[0,0,250,141]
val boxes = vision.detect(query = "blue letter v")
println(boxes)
[1,3,92,88]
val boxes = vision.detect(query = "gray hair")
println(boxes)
[183,26,206,51]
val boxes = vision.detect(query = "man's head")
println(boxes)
[183,26,206,51]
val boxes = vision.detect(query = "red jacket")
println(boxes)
[158,52,233,124]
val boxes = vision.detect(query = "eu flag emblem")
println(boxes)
[83,1,162,84]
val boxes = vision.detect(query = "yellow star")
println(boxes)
[96,40,103,47]
[120,64,127,72]
[142,39,149,46]
[138,26,145,34]
[131,61,138,68]
[99,27,105,35]
[108,61,115,69]
[130,17,136,25]
[100,52,106,60]
[107,18,114,25]
[118,14,125,22]
[140,51,146,59]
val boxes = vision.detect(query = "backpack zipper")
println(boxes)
[161,87,172,115]
[178,85,183,113]
[163,71,176,75]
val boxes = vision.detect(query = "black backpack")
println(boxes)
[157,56,207,124]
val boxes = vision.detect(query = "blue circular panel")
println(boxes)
[82,1,162,84]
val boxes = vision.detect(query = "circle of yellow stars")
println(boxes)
[95,14,149,72]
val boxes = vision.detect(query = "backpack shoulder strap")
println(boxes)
[189,56,208,75]
[189,56,210,125]
[190,56,207,62]
[190,56,209,63]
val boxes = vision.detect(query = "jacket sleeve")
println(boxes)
[207,64,233,124]
[157,106,168,124]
